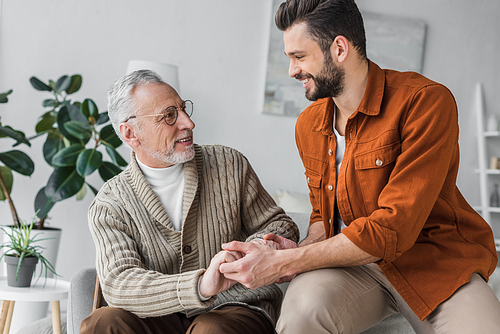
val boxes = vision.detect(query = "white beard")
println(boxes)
[142,143,195,165]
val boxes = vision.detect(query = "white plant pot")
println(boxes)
[0,226,61,333]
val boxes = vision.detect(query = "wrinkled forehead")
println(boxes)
[132,83,182,115]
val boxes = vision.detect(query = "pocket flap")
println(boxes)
[305,170,322,188]
[354,143,400,170]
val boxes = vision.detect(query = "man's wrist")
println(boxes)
[197,275,211,301]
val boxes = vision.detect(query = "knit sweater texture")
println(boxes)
[88,144,299,323]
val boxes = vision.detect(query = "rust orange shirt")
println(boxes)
[295,61,498,320]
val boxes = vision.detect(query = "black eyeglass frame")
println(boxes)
[123,100,193,126]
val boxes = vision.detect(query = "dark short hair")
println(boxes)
[275,0,367,60]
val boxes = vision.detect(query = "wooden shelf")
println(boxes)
[484,131,500,137]
[474,206,500,213]
[474,169,500,175]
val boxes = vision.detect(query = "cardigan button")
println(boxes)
[376,159,383,166]
[328,185,333,191]
[328,149,333,156]
[183,245,192,254]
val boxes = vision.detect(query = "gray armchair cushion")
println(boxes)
[67,267,99,334]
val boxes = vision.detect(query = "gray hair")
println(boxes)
[107,69,165,141]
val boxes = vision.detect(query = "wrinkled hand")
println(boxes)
[250,238,280,250]
[220,241,287,289]
[199,250,243,298]
[263,233,298,250]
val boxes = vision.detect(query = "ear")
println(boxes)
[330,35,349,63]
[119,122,140,148]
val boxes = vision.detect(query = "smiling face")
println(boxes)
[126,83,195,168]
[284,22,345,101]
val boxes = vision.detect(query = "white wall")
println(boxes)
[0,0,499,282]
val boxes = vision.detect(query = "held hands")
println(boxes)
[219,235,298,289]
[198,250,243,298]
[200,235,298,296]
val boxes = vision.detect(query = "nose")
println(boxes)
[177,110,195,130]
[288,59,300,78]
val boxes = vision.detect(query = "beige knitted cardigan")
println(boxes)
[88,144,299,323]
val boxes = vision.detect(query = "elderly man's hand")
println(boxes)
[198,250,243,298]
[219,241,291,289]
[262,233,298,250]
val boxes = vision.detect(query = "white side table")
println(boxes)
[0,277,70,334]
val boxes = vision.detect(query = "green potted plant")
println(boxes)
[0,214,57,287]
[0,89,35,227]
[0,89,50,287]
[29,74,126,228]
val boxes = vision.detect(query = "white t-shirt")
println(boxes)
[333,106,347,232]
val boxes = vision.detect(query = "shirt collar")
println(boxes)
[357,60,385,116]
[312,60,386,133]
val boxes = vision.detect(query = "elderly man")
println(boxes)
[220,0,500,333]
[79,69,299,334]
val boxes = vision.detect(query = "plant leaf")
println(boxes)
[85,182,99,196]
[98,161,122,182]
[0,89,13,103]
[100,124,122,148]
[55,75,71,93]
[81,99,99,119]
[0,150,34,176]
[43,132,65,166]
[66,74,82,95]
[51,144,85,167]
[76,149,102,177]
[64,121,92,142]
[57,105,81,143]
[66,103,87,123]
[30,77,52,92]
[75,183,87,200]
[42,99,58,108]
[34,187,55,219]
[104,145,128,167]
[35,112,57,134]
[45,166,85,203]
[0,166,13,201]
[96,112,109,125]
[0,125,31,146]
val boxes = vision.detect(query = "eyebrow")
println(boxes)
[284,50,305,57]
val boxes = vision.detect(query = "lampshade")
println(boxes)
[126,60,180,93]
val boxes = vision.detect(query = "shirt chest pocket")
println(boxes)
[353,142,401,212]
[354,142,400,170]
[305,169,322,210]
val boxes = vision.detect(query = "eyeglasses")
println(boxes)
[124,100,193,126]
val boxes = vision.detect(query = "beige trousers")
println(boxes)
[276,264,500,334]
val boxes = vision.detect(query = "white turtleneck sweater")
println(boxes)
[136,157,185,231]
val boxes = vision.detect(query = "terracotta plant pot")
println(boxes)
[5,255,39,287]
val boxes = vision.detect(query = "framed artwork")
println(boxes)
[262,1,426,117]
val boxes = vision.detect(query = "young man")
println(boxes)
[80,70,299,333]
[220,1,500,333]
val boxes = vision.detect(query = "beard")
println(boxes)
[141,131,195,165]
[302,52,345,101]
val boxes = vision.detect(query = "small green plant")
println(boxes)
[0,89,35,228]
[29,74,126,228]
[0,214,58,282]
